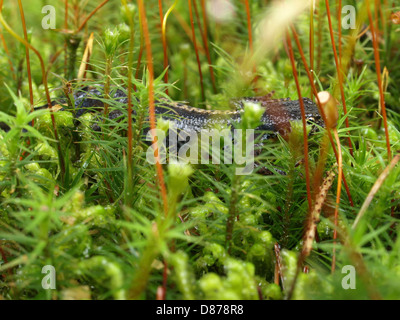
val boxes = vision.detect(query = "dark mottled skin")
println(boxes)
[73,87,323,136]
[0,87,324,175]
[0,86,324,138]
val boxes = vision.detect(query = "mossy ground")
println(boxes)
[0,0,400,300]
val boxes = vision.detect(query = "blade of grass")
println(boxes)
[352,154,400,230]
[77,32,94,79]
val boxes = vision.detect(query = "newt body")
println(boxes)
[69,87,323,137]
[1,87,324,138]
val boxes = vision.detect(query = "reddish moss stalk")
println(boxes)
[309,2,315,98]
[316,0,323,73]
[137,0,168,215]
[128,2,169,300]
[374,0,380,27]
[290,25,354,207]
[75,0,110,33]
[188,0,205,101]
[194,0,217,93]
[244,0,253,51]
[367,0,392,161]
[325,0,353,157]
[331,128,343,272]
[172,10,205,51]
[286,31,312,212]
[64,0,69,77]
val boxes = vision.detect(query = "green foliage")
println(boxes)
[0,0,400,301]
